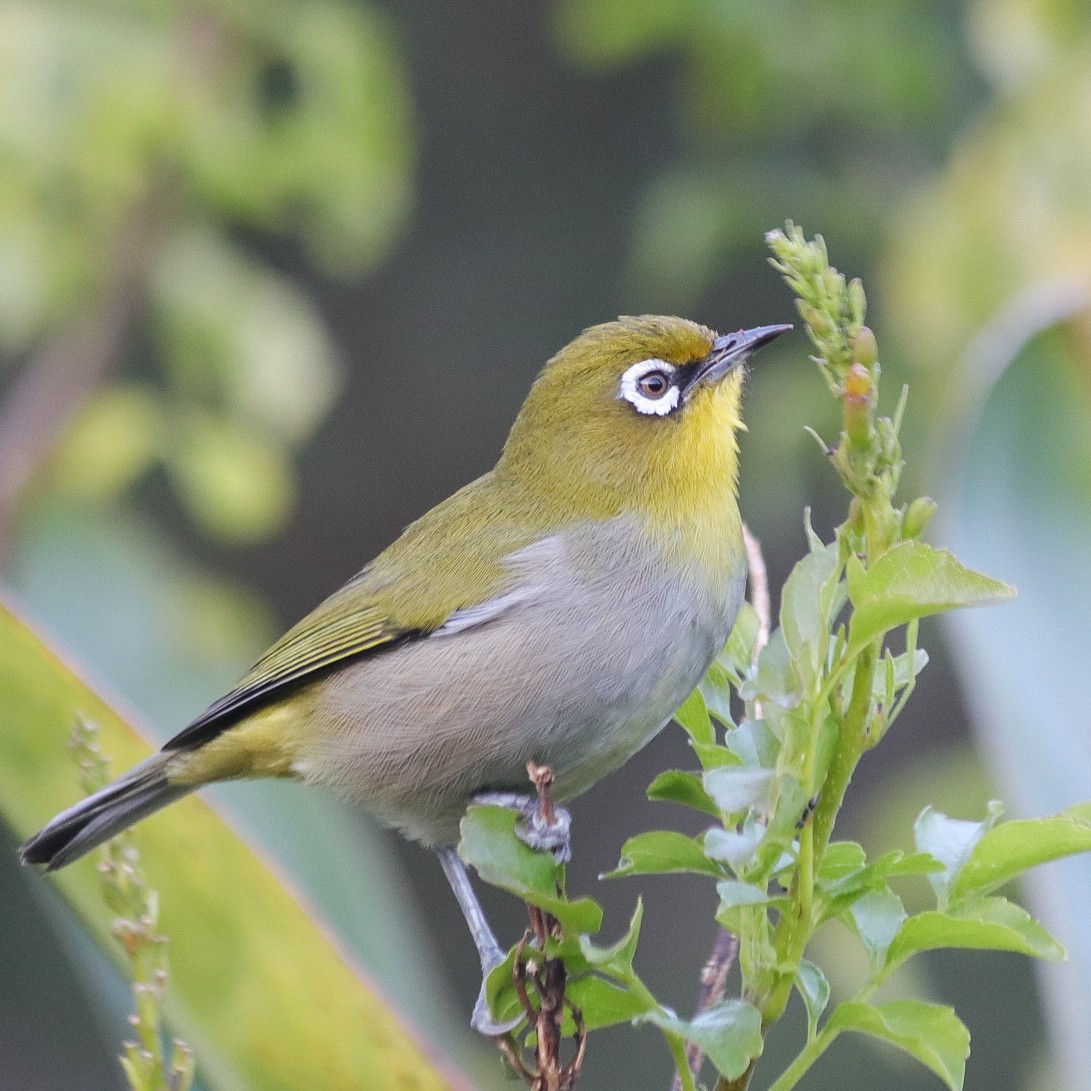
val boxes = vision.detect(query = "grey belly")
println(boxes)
[298,527,745,846]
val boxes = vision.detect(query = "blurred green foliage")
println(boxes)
[0,596,459,1091]
[0,0,413,542]
[557,0,970,312]
[2,0,1090,1087]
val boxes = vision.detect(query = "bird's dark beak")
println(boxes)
[688,324,792,393]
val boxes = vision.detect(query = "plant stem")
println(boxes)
[764,1027,840,1091]
[812,641,879,859]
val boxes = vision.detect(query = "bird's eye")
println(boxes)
[637,371,669,399]
[619,358,680,416]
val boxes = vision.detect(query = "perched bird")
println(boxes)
[21,314,788,1032]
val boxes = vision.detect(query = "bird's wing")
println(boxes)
[163,571,417,750]
[165,474,548,751]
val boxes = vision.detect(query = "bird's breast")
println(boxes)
[301,514,746,845]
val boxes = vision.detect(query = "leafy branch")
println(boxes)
[69,716,195,1091]
[458,224,1091,1091]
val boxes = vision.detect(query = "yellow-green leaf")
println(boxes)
[0,592,467,1091]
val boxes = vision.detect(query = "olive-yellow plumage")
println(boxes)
[21,314,787,1026]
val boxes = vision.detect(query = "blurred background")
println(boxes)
[1,1,1090,1088]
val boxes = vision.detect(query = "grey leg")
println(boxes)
[437,848,520,1036]
[472,791,573,862]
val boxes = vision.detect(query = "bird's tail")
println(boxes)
[19,753,190,871]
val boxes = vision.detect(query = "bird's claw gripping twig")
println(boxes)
[471,950,523,1037]
[474,763,573,862]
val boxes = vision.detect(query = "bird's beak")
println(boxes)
[688,324,793,393]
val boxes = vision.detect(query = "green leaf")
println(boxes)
[675,688,715,745]
[690,742,743,770]
[700,661,736,728]
[0,599,458,1091]
[721,601,760,677]
[704,825,764,874]
[579,900,645,976]
[458,806,603,933]
[780,542,841,687]
[646,770,719,817]
[952,808,1091,901]
[724,719,780,770]
[483,946,525,1029]
[829,1000,970,1090]
[566,975,652,1030]
[716,879,785,932]
[818,849,943,921]
[604,831,722,879]
[795,960,830,1041]
[167,413,295,543]
[847,542,1014,656]
[819,840,868,880]
[717,879,780,910]
[915,803,1003,909]
[641,1000,763,1079]
[741,629,803,710]
[872,647,930,701]
[703,767,775,816]
[848,889,906,966]
[50,387,163,501]
[886,897,1065,968]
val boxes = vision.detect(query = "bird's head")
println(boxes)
[498,315,789,522]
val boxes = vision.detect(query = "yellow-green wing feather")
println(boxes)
[166,472,559,750]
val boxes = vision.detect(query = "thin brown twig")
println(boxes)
[670,524,770,1091]
[743,524,772,660]
[0,189,170,562]
[499,765,587,1091]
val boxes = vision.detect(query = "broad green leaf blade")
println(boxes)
[724,719,780,770]
[829,1000,970,1090]
[886,897,1065,968]
[578,900,644,975]
[846,542,1014,656]
[457,807,602,934]
[795,960,830,1041]
[848,889,906,967]
[641,1000,763,1079]
[717,879,779,910]
[914,803,1003,909]
[604,831,721,879]
[646,770,720,817]
[703,767,775,816]
[952,810,1091,902]
[942,326,1091,1086]
[720,601,760,677]
[704,825,764,874]
[700,662,736,728]
[674,689,715,745]
[779,542,841,688]
[741,629,803,710]
[0,597,466,1091]
[565,975,651,1030]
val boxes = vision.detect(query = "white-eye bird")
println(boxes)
[21,315,788,1032]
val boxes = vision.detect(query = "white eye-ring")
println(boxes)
[619,358,680,416]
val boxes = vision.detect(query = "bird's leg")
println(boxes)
[437,847,520,1036]
[472,789,572,863]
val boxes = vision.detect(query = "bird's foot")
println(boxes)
[518,799,572,862]
[471,949,523,1037]
[473,790,572,863]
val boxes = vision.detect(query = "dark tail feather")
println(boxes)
[19,755,189,871]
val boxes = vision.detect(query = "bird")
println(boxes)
[21,314,789,1033]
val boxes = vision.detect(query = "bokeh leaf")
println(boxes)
[847,542,1014,656]
[0,593,466,1091]
[457,806,602,934]
[829,999,970,1091]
